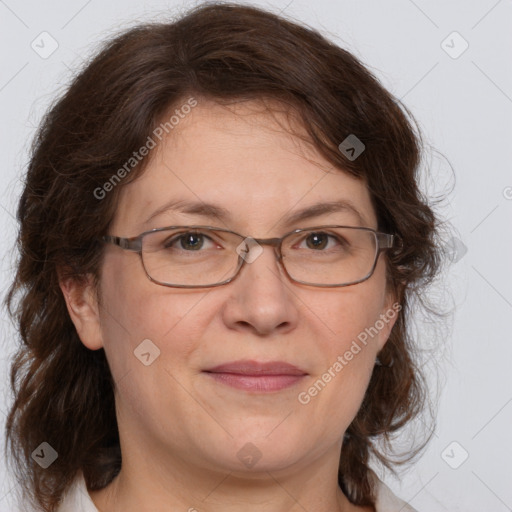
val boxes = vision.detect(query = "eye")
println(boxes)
[297,232,348,251]
[164,232,218,251]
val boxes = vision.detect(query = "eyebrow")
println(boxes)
[143,198,369,229]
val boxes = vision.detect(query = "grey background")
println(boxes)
[1,0,511,510]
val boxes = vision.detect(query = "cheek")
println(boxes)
[328,259,391,352]
[316,293,379,389]
[296,303,377,438]
[98,253,211,379]
[309,282,387,359]
[97,258,217,433]
[295,274,389,426]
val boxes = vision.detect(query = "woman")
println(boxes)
[4,2,444,511]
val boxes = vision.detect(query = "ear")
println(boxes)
[375,289,402,352]
[59,272,104,350]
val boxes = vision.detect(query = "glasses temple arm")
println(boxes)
[376,233,395,250]
[102,235,142,252]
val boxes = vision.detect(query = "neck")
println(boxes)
[88,449,360,512]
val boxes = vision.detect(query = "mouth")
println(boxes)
[202,360,308,392]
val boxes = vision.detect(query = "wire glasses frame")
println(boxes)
[101,225,396,288]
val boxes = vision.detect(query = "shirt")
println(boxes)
[56,471,418,512]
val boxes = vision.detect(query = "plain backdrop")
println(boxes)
[0,1,511,511]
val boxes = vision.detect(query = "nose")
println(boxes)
[221,243,300,336]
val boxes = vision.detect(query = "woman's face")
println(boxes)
[67,99,398,479]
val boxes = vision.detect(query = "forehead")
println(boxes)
[110,99,377,235]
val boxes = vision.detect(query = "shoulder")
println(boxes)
[370,469,418,512]
[56,472,99,512]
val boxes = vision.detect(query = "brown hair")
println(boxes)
[4,2,446,510]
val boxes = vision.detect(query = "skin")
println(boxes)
[60,98,398,512]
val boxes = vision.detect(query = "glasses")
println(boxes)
[101,225,395,288]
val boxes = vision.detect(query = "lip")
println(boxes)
[204,360,307,375]
[203,360,308,392]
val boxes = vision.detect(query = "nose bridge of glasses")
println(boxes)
[253,236,281,249]
[232,235,288,288]
[234,236,283,264]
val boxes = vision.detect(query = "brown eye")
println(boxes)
[300,232,346,251]
[164,232,213,251]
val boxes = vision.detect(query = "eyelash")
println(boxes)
[163,231,346,251]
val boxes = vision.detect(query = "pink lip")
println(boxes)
[205,360,307,375]
[203,360,307,392]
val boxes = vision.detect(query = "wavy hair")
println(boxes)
[4,2,447,510]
